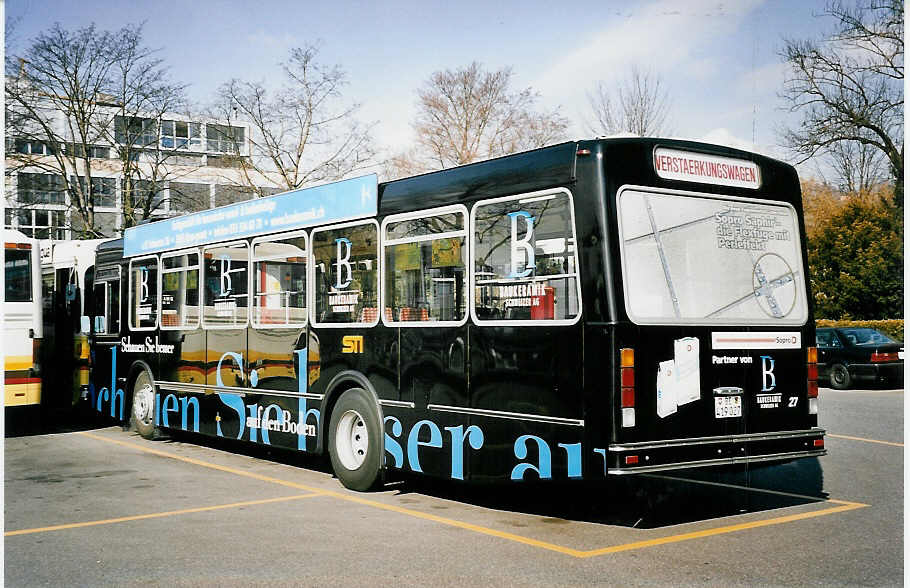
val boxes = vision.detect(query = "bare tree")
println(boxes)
[211,44,376,194]
[780,0,903,206]
[391,62,569,176]
[5,23,190,237]
[822,138,889,193]
[586,67,672,137]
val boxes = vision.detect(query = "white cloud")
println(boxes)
[533,0,764,93]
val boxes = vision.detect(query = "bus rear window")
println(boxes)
[5,248,32,302]
[617,188,808,325]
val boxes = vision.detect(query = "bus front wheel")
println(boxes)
[130,370,161,440]
[328,388,382,491]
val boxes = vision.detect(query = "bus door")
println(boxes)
[613,186,812,461]
[201,242,249,437]
[380,207,469,477]
[247,233,317,451]
[158,250,204,393]
[90,265,121,415]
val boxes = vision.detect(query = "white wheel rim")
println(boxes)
[134,382,154,426]
[335,409,368,471]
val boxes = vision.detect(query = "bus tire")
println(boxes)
[328,388,382,491]
[829,364,851,390]
[130,370,161,439]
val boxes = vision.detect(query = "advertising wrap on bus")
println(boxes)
[123,174,378,257]
[87,138,823,492]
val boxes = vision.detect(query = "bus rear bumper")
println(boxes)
[607,428,826,475]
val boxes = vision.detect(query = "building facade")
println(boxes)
[5,109,280,240]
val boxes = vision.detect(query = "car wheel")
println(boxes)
[130,370,161,439]
[328,388,382,491]
[830,363,851,390]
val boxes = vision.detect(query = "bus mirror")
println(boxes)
[80,315,91,334]
[93,316,106,334]
[66,284,77,302]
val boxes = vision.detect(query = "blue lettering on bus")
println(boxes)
[557,442,583,478]
[407,419,443,473]
[384,416,404,468]
[511,434,553,480]
[445,424,484,481]
[161,393,179,427]
[96,346,124,420]
[180,396,200,432]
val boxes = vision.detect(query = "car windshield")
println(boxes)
[837,328,897,346]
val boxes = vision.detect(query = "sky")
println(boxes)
[6,0,836,176]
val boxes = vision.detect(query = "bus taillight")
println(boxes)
[620,348,635,427]
[807,346,818,415]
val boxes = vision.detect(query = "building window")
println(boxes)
[115,116,158,147]
[72,176,117,208]
[161,120,202,150]
[206,124,244,154]
[14,139,55,155]
[122,179,166,212]
[5,208,67,240]
[63,143,110,159]
[17,173,66,205]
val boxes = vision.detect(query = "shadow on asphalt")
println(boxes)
[7,413,827,530]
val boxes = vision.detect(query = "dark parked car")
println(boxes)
[816,327,904,389]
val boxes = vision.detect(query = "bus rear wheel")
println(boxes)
[328,388,382,491]
[130,370,161,440]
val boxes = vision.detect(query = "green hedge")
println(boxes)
[816,319,904,342]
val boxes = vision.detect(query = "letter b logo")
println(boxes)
[334,238,353,289]
[760,355,776,392]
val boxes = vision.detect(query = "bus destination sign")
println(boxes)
[653,147,760,189]
[123,174,378,257]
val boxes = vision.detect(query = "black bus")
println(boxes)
[87,137,825,490]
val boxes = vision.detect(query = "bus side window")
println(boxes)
[108,279,120,334]
[471,189,582,324]
[202,242,249,329]
[252,233,307,329]
[92,282,107,333]
[382,206,467,325]
[312,221,378,326]
[129,257,159,330]
[161,250,200,330]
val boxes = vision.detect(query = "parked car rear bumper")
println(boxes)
[850,362,903,384]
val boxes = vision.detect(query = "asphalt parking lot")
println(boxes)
[5,387,903,587]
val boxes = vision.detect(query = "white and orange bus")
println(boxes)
[3,229,43,415]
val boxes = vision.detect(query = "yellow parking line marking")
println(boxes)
[76,430,869,558]
[5,493,321,537]
[827,433,903,447]
[576,499,868,557]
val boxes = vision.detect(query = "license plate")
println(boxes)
[714,396,742,418]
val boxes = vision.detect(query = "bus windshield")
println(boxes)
[617,188,808,325]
